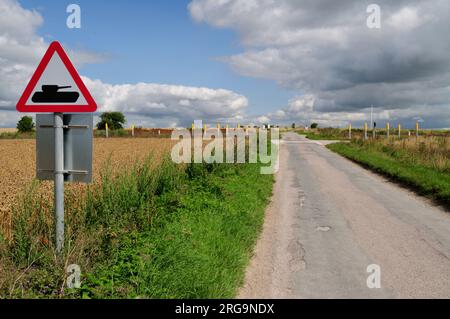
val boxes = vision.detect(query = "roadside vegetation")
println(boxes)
[327,136,450,207]
[16,116,35,133]
[0,131,35,139]
[96,112,126,130]
[299,127,347,140]
[296,127,450,141]
[0,116,35,139]
[0,153,273,298]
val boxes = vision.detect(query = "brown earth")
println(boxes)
[0,138,175,238]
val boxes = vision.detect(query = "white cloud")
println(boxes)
[0,0,248,128]
[387,7,429,31]
[83,78,247,127]
[256,115,270,124]
[288,95,314,113]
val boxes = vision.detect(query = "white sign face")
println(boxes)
[17,41,97,113]
[26,53,88,106]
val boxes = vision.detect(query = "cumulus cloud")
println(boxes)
[190,0,450,128]
[83,78,247,127]
[0,0,248,127]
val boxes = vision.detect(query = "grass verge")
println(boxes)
[296,128,347,140]
[303,133,343,140]
[327,141,450,207]
[0,131,35,139]
[0,157,273,298]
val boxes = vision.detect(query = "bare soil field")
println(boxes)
[0,138,174,238]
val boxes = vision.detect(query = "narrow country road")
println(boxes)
[239,132,450,299]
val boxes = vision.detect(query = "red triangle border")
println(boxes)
[16,41,97,113]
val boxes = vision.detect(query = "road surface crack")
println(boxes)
[287,239,306,272]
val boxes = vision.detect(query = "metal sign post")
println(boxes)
[37,113,93,254]
[17,41,97,256]
[54,113,64,253]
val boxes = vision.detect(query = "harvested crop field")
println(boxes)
[0,138,175,238]
[0,128,16,134]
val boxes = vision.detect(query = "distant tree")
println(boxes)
[310,123,318,129]
[17,116,35,132]
[97,112,126,130]
[291,123,296,129]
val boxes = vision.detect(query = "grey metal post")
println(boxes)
[54,112,64,254]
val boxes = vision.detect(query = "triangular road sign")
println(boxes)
[17,41,97,113]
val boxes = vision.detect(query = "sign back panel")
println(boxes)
[36,113,93,183]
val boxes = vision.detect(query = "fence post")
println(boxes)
[105,122,109,138]
[386,122,390,139]
[416,121,419,138]
[364,122,368,140]
[131,124,135,137]
[398,123,401,138]
[348,123,352,140]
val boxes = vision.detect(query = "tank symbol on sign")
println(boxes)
[32,85,80,103]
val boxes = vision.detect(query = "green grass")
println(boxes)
[296,128,348,140]
[302,132,343,140]
[82,162,272,298]
[0,131,35,139]
[298,128,450,141]
[1,156,273,298]
[327,142,450,207]
[94,129,171,138]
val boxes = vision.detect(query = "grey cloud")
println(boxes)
[190,0,450,128]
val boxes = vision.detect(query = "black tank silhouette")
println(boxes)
[32,85,80,103]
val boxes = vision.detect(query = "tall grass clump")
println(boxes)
[0,150,274,298]
[357,136,450,173]
[328,136,450,207]
[0,154,186,297]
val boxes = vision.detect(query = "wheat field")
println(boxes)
[0,138,175,239]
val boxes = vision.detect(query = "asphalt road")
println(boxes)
[239,132,450,298]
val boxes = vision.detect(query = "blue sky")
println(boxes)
[2,0,449,128]
[18,0,294,118]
